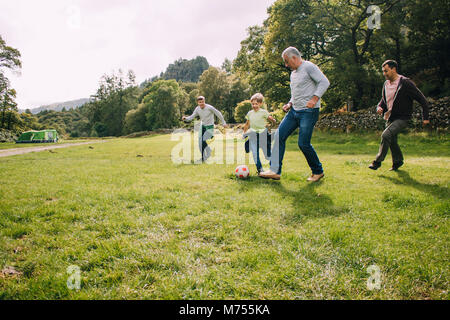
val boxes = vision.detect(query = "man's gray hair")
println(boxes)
[282,47,302,59]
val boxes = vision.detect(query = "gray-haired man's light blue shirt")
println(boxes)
[289,60,330,110]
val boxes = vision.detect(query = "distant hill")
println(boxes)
[140,56,209,87]
[26,98,92,114]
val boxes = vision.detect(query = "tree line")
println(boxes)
[233,0,449,112]
[1,0,448,137]
[0,55,252,137]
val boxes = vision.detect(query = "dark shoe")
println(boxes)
[389,161,404,171]
[369,161,381,170]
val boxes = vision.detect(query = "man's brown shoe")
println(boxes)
[259,170,281,180]
[307,173,324,182]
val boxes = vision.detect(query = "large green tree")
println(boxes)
[198,67,250,122]
[124,103,148,134]
[224,75,251,122]
[233,25,288,103]
[180,82,201,115]
[401,0,450,96]
[85,69,140,136]
[0,87,17,129]
[0,35,21,130]
[198,67,230,114]
[0,35,21,72]
[233,0,415,111]
[141,80,188,130]
[233,0,449,111]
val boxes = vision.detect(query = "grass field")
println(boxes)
[0,131,448,299]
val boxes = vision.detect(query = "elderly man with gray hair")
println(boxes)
[260,46,330,182]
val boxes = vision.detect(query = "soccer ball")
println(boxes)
[235,165,250,179]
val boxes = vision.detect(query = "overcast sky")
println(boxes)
[0,0,276,109]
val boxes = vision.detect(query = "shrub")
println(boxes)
[234,100,252,123]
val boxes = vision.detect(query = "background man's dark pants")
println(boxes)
[375,119,409,164]
[200,125,214,162]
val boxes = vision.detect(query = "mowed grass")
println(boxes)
[0,131,448,299]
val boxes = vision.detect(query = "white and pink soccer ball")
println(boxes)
[235,165,250,179]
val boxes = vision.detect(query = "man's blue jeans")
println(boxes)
[270,108,323,175]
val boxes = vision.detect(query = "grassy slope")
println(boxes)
[0,131,448,299]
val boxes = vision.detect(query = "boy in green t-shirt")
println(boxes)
[243,93,276,175]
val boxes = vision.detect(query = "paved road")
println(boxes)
[0,141,107,158]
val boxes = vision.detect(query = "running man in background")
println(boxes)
[182,96,227,163]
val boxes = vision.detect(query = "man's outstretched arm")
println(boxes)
[183,108,199,122]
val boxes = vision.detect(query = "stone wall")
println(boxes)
[316,97,449,132]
